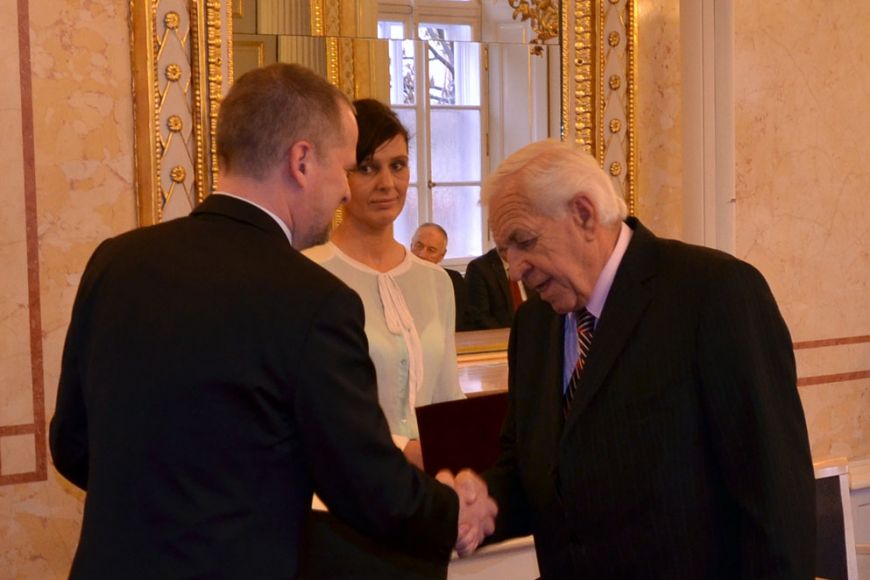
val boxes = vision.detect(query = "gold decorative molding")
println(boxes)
[133,0,637,224]
[131,0,229,226]
[563,0,637,215]
[309,1,353,99]
[508,0,559,48]
[310,0,325,35]
[308,0,356,226]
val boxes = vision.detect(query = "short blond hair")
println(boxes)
[217,63,352,180]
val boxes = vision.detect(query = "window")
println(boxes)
[377,6,485,261]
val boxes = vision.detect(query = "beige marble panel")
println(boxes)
[31,0,138,399]
[0,0,136,574]
[0,0,35,428]
[795,341,870,380]
[734,0,870,462]
[0,434,36,475]
[0,477,84,579]
[799,380,870,461]
[733,0,870,338]
[634,0,682,238]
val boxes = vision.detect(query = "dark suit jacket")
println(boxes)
[485,218,815,579]
[445,268,470,331]
[50,195,458,579]
[465,248,515,329]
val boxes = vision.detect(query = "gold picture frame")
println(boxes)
[130,0,637,224]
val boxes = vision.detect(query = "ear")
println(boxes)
[287,140,314,185]
[569,193,599,238]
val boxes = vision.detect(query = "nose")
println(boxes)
[376,167,395,190]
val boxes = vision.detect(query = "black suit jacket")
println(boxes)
[465,248,515,329]
[445,267,470,331]
[485,218,815,579]
[50,195,458,579]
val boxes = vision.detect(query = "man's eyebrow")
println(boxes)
[506,231,529,244]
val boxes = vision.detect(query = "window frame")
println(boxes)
[377,0,487,265]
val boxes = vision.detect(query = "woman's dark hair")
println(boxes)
[352,99,410,164]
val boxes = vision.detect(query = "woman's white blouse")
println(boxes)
[303,242,464,439]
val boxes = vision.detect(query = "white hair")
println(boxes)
[482,139,628,224]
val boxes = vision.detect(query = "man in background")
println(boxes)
[411,222,471,331]
[465,246,534,330]
[483,139,815,578]
[50,63,495,579]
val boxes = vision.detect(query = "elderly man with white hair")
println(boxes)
[482,139,815,579]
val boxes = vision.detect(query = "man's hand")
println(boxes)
[437,469,498,556]
[403,439,424,470]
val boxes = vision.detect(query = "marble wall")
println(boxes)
[732,0,870,460]
[0,0,867,575]
[0,0,136,575]
[635,0,683,239]
[634,0,869,461]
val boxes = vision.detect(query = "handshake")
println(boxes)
[436,469,499,557]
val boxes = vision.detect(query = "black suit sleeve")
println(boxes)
[697,260,815,578]
[465,258,502,330]
[483,320,533,542]
[50,240,113,490]
[294,284,459,561]
[50,315,90,489]
[447,269,470,332]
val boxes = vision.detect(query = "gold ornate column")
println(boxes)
[561,0,637,215]
[307,0,385,100]
[131,0,231,226]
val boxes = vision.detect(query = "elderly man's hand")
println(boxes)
[437,469,498,556]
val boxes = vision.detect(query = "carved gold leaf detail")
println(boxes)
[572,0,594,152]
[167,115,183,132]
[609,161,622,176]
[171,166,186,183]
[508,0,559,46]
[165,64,182,82]
[164,11,180,30]
[609,118,621,133]
[609,74,621,90]
[608,31,620,47]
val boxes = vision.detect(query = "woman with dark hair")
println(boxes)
[304,99,463,468]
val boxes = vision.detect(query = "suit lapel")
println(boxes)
[562,219,658,433]
[515,299,566,462]
[541,307,569,447]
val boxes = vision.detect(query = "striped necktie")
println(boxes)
[564,308,596,415]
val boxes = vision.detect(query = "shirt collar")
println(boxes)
[585,221,632,319]
[212,191,293,246]
[562,221,632,390]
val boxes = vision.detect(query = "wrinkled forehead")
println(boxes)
[489,190,538,246]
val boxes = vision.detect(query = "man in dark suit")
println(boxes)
[49,63,495,579]
[465,247,536,329]
[482,140,815,578]
[411,222,471,331]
